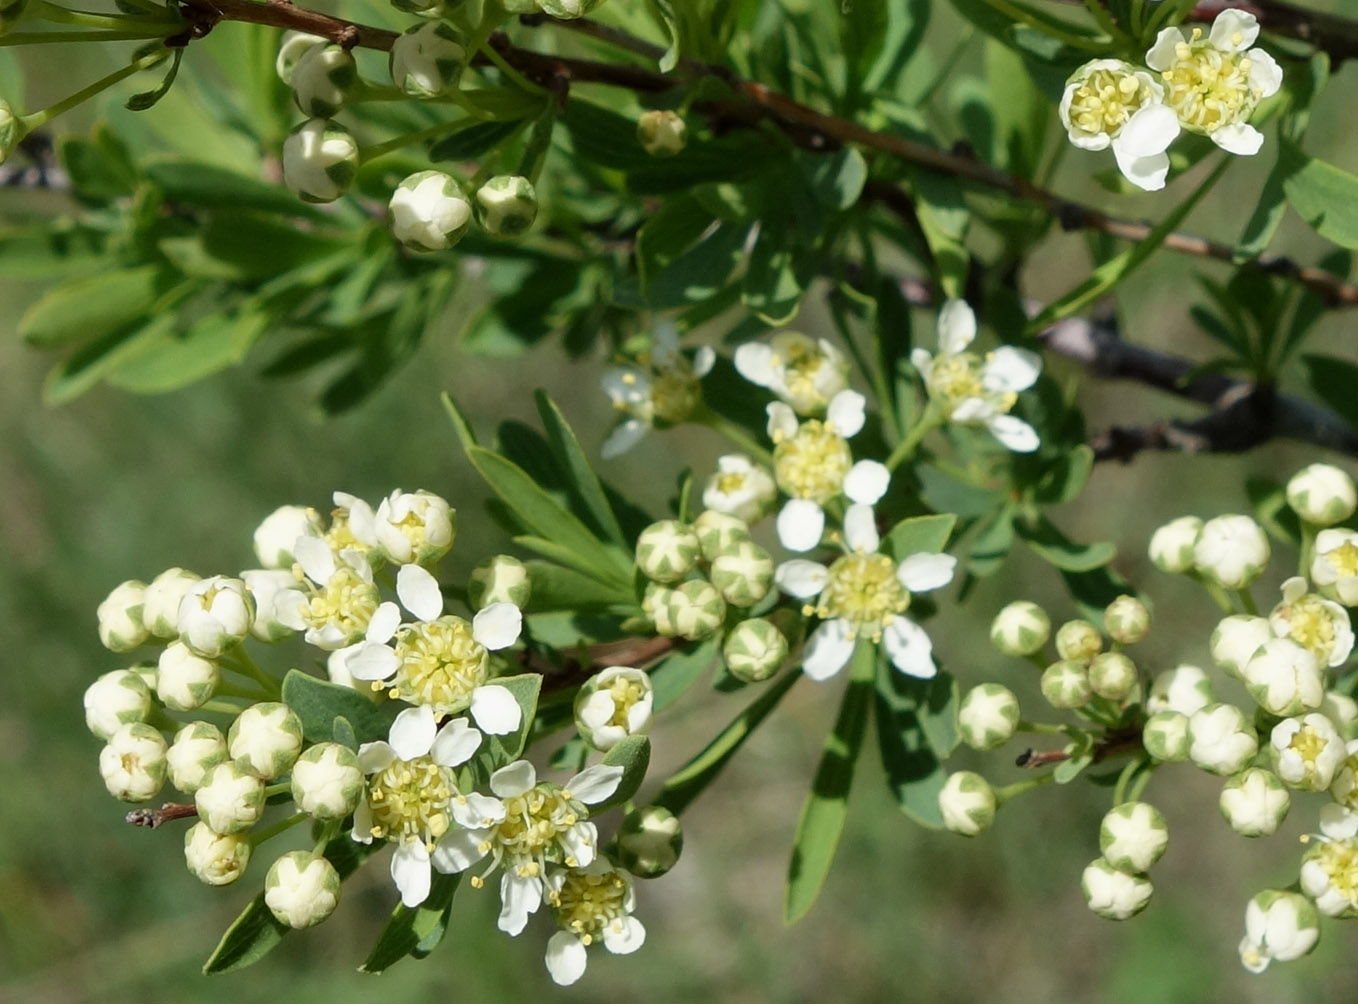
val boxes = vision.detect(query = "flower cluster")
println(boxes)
[601,320,716,460]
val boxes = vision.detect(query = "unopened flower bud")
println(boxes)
[1312,528,1358,606]
[468,554,531,611]
[957,684,1019,751]
[99,723,168,802]
[291,741,364,819]
[709,540,774,608]
[1104,594,1150,645]
[692,510,751,562]
[1147,664,1214,716]
[97,580,149,652]
[390,0,446,15]
[1055,619,1102,662]
[275,31,326,85]
[1041,659,1091,709]
[1287,463,1356,526]
[253,504,323,569]
[283,118,358,204]
[635,519,700,584]
[938,771,996,836]
[1188,703,1259,776]
[388,170,471,251]
[1194,514,1269,590]
[265,851,341,928]
[1239,890,1320,972]
[1219,767,1289,837]
[536,0,607,21]
[184,822,252,886]
[667,579,726,641]
[1088,652,1137,701]
[390,21,465,97]
[228,702,304,780]
[1148,516,1201,574]
[143,567,201,638]
[1099,801,1167,873]
[637,109,686,157]
[166,721,229,794]
[1243,638,1324,717]
[1210,615,1272,679]
[722,617,788,682]
[1082,859,1152,920]
[616,805,683,877]
[989,601,1050,657]
[374,488,455,565]
[641,582,679,636]
[156,642,219,711]
[702,456,776,525]
[475,175,538,239]
[1143,711,1190,762]
[195,761,266,834]
[178,576,254,658]
[84,668,153,740]
[575,666,653,752]
[1324,691,1358,739]
[291,43,355,118]
[1271,713,1345,791]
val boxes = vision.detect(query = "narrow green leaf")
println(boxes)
[19,264,169,348]
[742,219,804,324]
[1280,138,1358,250]
[798,147,867,210]
[514,535,633,587]
[109,310,268,394]
[524,560,635,612]
[441,392,479,453]
[145,159,329,219]
[535,391,626,546]
[1016,515,1115,572]
[874,667,947,827]
[281,669,394,746]
[428,119,527,162]
[884,513,957,560]
[1033,445,1094,505]
[43,314,178,406]
[126,48,183,111]
[360,873,461,973]
[589,735,652,813]
[649,638,718,711]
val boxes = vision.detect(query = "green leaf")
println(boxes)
[1060,565,1134,624]
[874,666,948,827]
[144,159,329,219]
[650,638,719,712]
[589,734,652,813]
[535,391,626,546]
[332,716,358,751]
[108,310,268,393]
[59,125,139,205]
[1054,733,1094,784]
[636,194,715,293]
[19,265,171,348]
[1016,515,1115,572]
[441,392,479,453]
[742,219,804,324]
[524,560,635,612]
[797,147,867,210]
[43,314,178,406]
[197,211,355,280]
[281,669,394,746]
[626,221,750,310]
[908,168,970,298]
[1032,445,1094,505]
[360,873,461,973]
[1237,143,1289,260]
[1300,353,1358,428]
[481,673,542,765]
[561,99,652,170]
[884,513,957,560]
[1280,138,1358,250]
[428,118,527,161]
[126,48,184,111]
[784,643,874,924]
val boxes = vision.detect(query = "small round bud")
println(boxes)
[184,822,252,886]
[1287,463,1356,526]
[1099,801,1168,873]
[1054,619,1102,662]
[667,579,726,640]
[155,642,219,712]
[99,723,168,802]
[228,702,304,780]
[265,851,341,928]
[374,488,456,565]
[536,0,607,20]
[388,170,471,251]
[275,31,326,85]
[575,666,654,752]
[692,510,751,562]
[722,617,789,682]
[1239,890,1320,972]
[641,582,679,636]
[1148,516,1201,574]
[1147,664,1214,716]
[283,118,358,204]
[1312,528,1358,606]
[178,576,254,658]
[291,43,356,118]
[166,721,229,794]
[195,762,266,834]
[938,771,996,836]
[989,600,1050,657]
[1082,859,1152,920]
[637,109,687,157]
[97,580,149,652]
[1324,691,1358,739]
[474,175,538,239]
[253,504,323,569]
[291,742,364,819]
[1142,711,1190,762]
[1271,713,1346,791]
[1040,659,1091,709]
[1188,703,1259,776]
[84,668,153,740]
[1103,594,1150,645]
[1194,514,1270,591]
[709,540,774,608]
[1243,638,1325,717]
[1088,652,1137,701]
[957,684,1020,751]
[389,21,465,97]
[243,569,304,643]
[616,805,683,878]
[635,519,701,584]
[143,567,201,638]
[1210,615,1272,679]
[468,555,532,611]
[1219,768,1289,837]
[702,456,777,525]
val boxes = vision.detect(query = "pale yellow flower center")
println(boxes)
[1316,839,1358,909]
[304,567,379,640]
[1287,724,1332,782]
[811,552,908,637]
[492,784,586,876]
[773,420,852,503]
[387,615,487,714]
[366,756,454,846]
[927,352,1016,418]
[1278,594,1338,662]
[550,869,629,945]
[602,676,646,729]
[651,368,701,424]
[1159,30,1258,134]
[775,342,834,411]
[715,471,749,495]
[1068,67,1157,138]
[1324,541,1358,579]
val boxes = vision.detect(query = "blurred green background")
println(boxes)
[4,9,1358,1002]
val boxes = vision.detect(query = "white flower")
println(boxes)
[1147,664,1214,716]
[1331,740,1358,809]
[1243,638,1325,717]
[1312,529,1358,606]
[278,537,382,650]
[176,576,254,659]
[702,454,778,524]
[389,21,466,97]
[83,668,153,740]
[1060,58,1180,190]
[372,489,455,566]
[1148,516,1202,574]
[734,331,850,415]
[166,721,228,794]
[97,580,149,652]
[910,300,1041,452]
[601,320,714,459]
[1269,576,1354,668]
[351,706,484,908]
[776,503,955,680]
[99,723,168,802]
[1210,614,1272,679]
[957,684,1020,751]
[1193,514,1269,590]
[228,702,304,780]
[1188,703,1258,775]
[389,171,472,252]
[142,567,201,638]
[431,760,624,935]
[1301,815,1358,917]
[291,742,365,820]
[1145,10,1283,156]
[1082,859,1152,920]
[156,642,219,712]
[1219,768,1289,837]
[195,762,266,834]
[1287,464,1357,526]
[544,861,646,986]
[291,43,355,118]
[1271,714,1345,791]
[1099,802,1168,874]
[242,569,305,642]
[252,504,323,569]
[575,666,653,752]
[265,851,341,928]
[989,600,1050,656]
[184,822,252,886]
[1238,890,1319,972]
[282,118,358,204]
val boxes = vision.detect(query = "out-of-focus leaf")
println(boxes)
[1280,138,1358,250]
[19,265,171,348]
[1015,514,1115,572]
[1300,353,1358,428]
[109,310,268,393]
[361,874,461,973]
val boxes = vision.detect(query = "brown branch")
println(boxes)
[1016,727,1143,769]
[126,802,199,828]
[524,635,677,694]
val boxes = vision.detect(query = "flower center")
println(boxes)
[927,352,1006,418]
[304,567,379,642]
[1159,31,1259,133]
[389,616,488,714]
[1068,67,1157,138]
[814,552,908,637]
[549,868,629,944]
[773,420,853,504]
[1325,541,1358,579]
[1317,839,1358,909]
[603,676,646,729]
[366,755,455,846]
[1286,723,1333,782]
[494,784,587,875]
[651,368,701,424]
[1278,594,1339,662]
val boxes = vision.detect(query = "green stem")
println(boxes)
[1111,755,1143,805]
[1128,0,1147,40]
[250,811,307,847]
[994,773,1054,804]
[20,46,168,130]
[517,107,554,183]
[0,29,166,44]
[1190,571,1237,616]
[30,0,179,31]
[693,405,775,466]
[359,116,488,163]
[263,781,293,798]
[1084,0,1132,46]
[479,40,547,97]
[885,405,942,471]
[312,820,341,855]
[199,698,249,715]
[1126,760,1155,803]
[1300,521,1318,581]
[1016,720,1067,736]
[1233,588,1259,617]
[215,679,272,702]
[221,647,281,699]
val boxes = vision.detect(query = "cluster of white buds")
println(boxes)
[1082,802,1168,920]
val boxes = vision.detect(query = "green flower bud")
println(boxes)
[989,600,1050,657]
[389,170,471,251]
[635,519,700,584]
[692,509,751,562]
[467,554,532,610]
[938,771,995,836]
[195,761,266,834]
[957,684,1020,751]
[97,579,149,653]
[291,742,364,820]
[84,668,154,740]
[291,43,356,118]
[389,21,466,97]
[1082,859,1152,920]
[474,175,539,239]
[228,702,304,780]
[1219,767,1289,837]
[1041,659,1091,709]
[637,109,687,157]
[1055,619,1102,662]
[167,721,229,794]
[1098,801,1168,873]
[667,579,726,640]
[1142,710,1190,762]
[1104,594,1151,645]
[156,642,219,712]
[99,723,168,802]
[0,98,19,165]
[184,822,252,886]
[1287,463,1357,527]
[616,805,683,878]
[265,851,341,928]
[535,0,608,19]
[642,582,679,636]
[1088,651,1137,701]
[708,540,774,608]
[283,119,358,204]
[722,617,788,682]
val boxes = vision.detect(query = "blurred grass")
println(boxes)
[3,8,1358,1003]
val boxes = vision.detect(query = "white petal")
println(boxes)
[826,390,866,437]
[545,932,588,986]
[1248,49,1283,99]
[735,343,778,388]
[431,717,483,766]
[987,414,1041,453]
[950,396,996,423]
[1144,28,1183,71]
[490,759,536,797]
[293,535,335,585]
[567,764,625,804]
[603,916,646,955]
[803,619,856,681]
[392,840,432,907]
[884,617,937,678]
[601,419,649,460]
[909,348,934,382]
[1118,103,1180,157]
[430,828,488,873]
[473,602,523,651]
[766,402,799,441]
[451,792,506,829]
[1211,124,1264,156]
[777,499,825,553]
[366,601,401,644]
[775,559,830,599]
[981,347,1042,394]
[651,318,680,363]
[389,705,437,760]
[345,640,400,682]
[498,873,542,936]
[937,299,976,355]
[345,497,379,549]
[1209,9,1259,52]
[351,793,375,842]
[897,552,957,592]
[1112,144,1171,192]
[357,740,396,775]
[397,563,444,621]
[843,460,890,505]
[559,821,599,868]
[471,685,523,736]
[692,345,716,378]
[844,504,880,553]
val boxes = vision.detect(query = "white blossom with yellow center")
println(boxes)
[910,300,1042,452]
[734,330,850,415]
[431,759,624,936]
[544,861,646,986]
[1301,805,1358,917]
[277,536,381,650]
[702,453,777,524]
[372,488,455,565]
[351,706,485,907]
[600,321,716,459]
[1145,10,1283,156]
[1269,576,1354,669]
[575,666,653,751]
[1060,58,1181,191]
[1237,890,1319,972]
[1313,529,1358,607]
[775,503,956,680]
[1271,714,1345,791]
